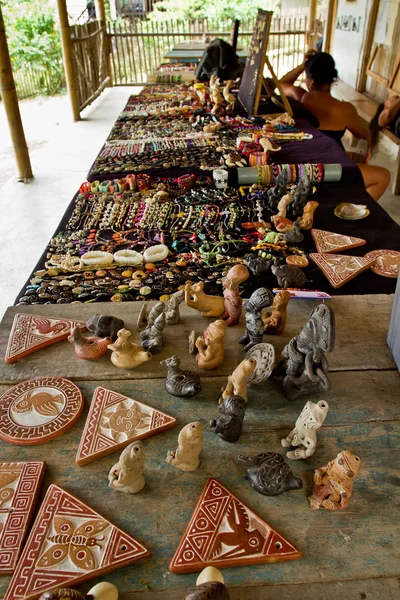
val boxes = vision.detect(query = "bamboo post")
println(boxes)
[323,0,336,54]
[56,0,80,121]
[307,0,318,49]
[357,0,380,92]
[0,3,33,179]
[95,0,113,86]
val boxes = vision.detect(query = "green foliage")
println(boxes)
[149,0,280,22]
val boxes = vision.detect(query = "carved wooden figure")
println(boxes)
[210,395,246,443]
[108,328,152,369]
[238,288,274,352]
[308,450,362,511]
[220,358,256,403]
[281,400,329,459]
[166,422,203,472]
[220,264,249,327]
[262,290,291,335]
[68,326,111,360]
[185,281,225,318]
[196,320,227,371]
[108,441,145,494]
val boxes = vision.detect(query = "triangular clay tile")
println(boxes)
[5,313,86,364]
[311,229,366,253]
[76,386,177,465]
[169,478,301,574]
[309,253,375,288]
[0,461,46,574]
[4,484,150,600]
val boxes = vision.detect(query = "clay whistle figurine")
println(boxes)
[219,358,256,404]
[146,301,165,327]
[267,170,288,210]
[299,200,319,230]
[291,174,311,217]
[276,192,293,218]
[282,400,329,459]
[196,319,227,370]
[244,254,272,276]
[238,288,274,352]
[166,422,203,472]
[271,263,307,289]
[108,328,152,369]
[308,450,362,511]
[284,218,304,244]
[39,590,84,600]
[165,289,184,325]
[278,304,335,401]
[238,452,303,496]
[140,312,166,354]
[185,566,230,599]
[185,281,225,318]
[108,441,145,494]
[161,355,202,397]
[86,582,119,600]
[220,264,249,327]
[86,314,124,342]
[262,290,291,335]
[210,395,246,443]
[68,326,111,360]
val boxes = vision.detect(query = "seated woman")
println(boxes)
[370,95,400,148]
[279,52,390,201]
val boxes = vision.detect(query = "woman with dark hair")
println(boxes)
[279,52,390,201]
[370,96,400,150]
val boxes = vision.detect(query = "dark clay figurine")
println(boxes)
[86,314,124,341]
[238,288,274,352]
[244,255,272,276]
[210,395,246,443]
[140,312,166,354]
[238,452,303,496]
[161,355,202,397]
[39,590,84,600]
[290,174,311,217]
[267,170,288,210]
[284,218,304,244]
[185,582,230,600]
[271,263,307,289]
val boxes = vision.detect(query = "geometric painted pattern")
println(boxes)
[309,253,376,289]
[76,387,177,466]
[311,229,366,254]
[4,484,150,600]
[5,313,86,364]
[0,462,46,574]
[169,478,301,574]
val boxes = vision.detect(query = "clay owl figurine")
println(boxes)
[219,358,256,404]
[281,400,329,459]
[108,441,145,494]
[196,320,227,370]
[308,450,362,511]
[262,290,291,335]
[166,422,203,472]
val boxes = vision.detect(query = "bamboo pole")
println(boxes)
[56,0,80,121]
[307,0,318,49]
[0,3,33,179]
[95,0,113,86]
[358,0,380,92]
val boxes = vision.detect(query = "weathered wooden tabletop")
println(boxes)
[0,296,399,599]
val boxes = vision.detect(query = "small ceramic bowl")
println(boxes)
[334,203,370,220]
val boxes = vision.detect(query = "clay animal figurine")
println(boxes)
[308,450,362,511]
[39,590,84,600]
[238,288,274,352]
[108,441,145,494]
[165,289,184,325]
[244,255,272,276]
[219,358,256,403]
[160,355,202,397]
[262,290,291,335]
[210,395,246,443]
[276,192,293,218]
[140,312,166,354]
[271,262,307,289]
[185,567,230,600]
[86,582,118,600]
[166,422,203,472]
[267,170,288,209]
[299,200,319,230]
[238,452,303,496]
[146,301,165,327]
[220,264,249,327]
[185,281,225,318]
[86,314,124,342]
[68,326,111,360]
[278,304,335,400]
[291,174,311,217]
[284,218,304,244]
[195,319,227,370]
[281,400,329,459]
[223,80,235,112]
[108,328,152,369]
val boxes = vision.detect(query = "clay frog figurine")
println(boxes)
[185,281,225,318]
[282,400,329,459]
[238,288,274,352]
[210,395,246,443]
[108,328,152,369]
[68,326,111,360]
[220,264,249,327]
[166,422,203,472]
[160,355,202,398]
[262,290,291,335]
[86,314,124,341]
[185,567,230,599]
[108,441,145,494]
[219,358,256,404]
[308,450,362,511]
[238,452,303,496]
[196,319,227,370]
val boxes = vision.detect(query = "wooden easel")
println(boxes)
[261,56,293,116]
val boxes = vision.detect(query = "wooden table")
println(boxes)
[0,297,399,599]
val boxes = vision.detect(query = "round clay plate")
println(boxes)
[364,249,400,278]
[246,343,275,387]
[334,203,370,220]
[0,377,84,445]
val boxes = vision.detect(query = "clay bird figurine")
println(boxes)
[196,320,227,370]
[108,441,145,494]
[68,326,111,360]
[262,290,291,335]
[210,395,246,443]
[166,422,203,472]
[238,452,303,496]
[108,328,152,369]
[308,450,362,511]
[220,264,249,327]
[160,355,202,397]
[86,314,124,341]
[185,281,225,318]
[281,400,329,460]
[219,358,256,404]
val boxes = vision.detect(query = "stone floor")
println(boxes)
[0,87,399,320]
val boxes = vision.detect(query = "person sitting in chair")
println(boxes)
[370,95,400,149]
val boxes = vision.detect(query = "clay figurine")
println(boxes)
[299,200,319,230]
[291,174,311,217]
[166,422,203,472]
[278,304,335,400]
[262,290,291,335]
[185,566,230,599]
[165,289,184,325]
[137,302,148,329]
[108,328,152,369]
[308,450,362,511]
[244,255,272,276]
[210,395,246,443]
[86,582,119,600]
[267,170,288,209]
[271,262,307,289]
[68,326,111,360]
[195,319,227,370]
[220,264,249,327]
[282,400,329,459]
[238,288,274,352]
[140,312,166,354]
[185,281,225,318]
[276,192,293,218]
[108,441,145,494]
[161,355,202,397]
[39,590,84,600]
[223,80,235,112]
[146,301,165,327]
[219,358,256,404]
[86,314,124,342]
[284,218,304,244]
[238,452,303,496]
